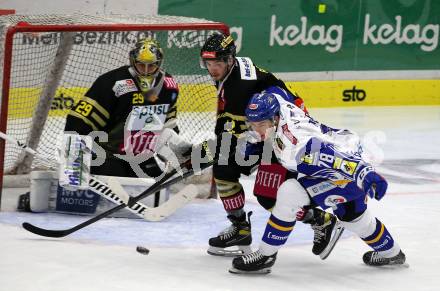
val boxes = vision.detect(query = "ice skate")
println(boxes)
[207,212,252,257]
[302,209,345,259]
[229,250,277,274]
[363,250,408,267]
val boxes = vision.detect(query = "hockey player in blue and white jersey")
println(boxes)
[229,89,407,274]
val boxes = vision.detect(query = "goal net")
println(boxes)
[0,14,226,195]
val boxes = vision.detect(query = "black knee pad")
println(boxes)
[255,195,276,211]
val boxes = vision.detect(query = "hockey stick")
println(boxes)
[107,178,199,221]
[0,131,159,220]
[22,158,214,237]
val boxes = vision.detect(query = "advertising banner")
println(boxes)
[159,0,440,73]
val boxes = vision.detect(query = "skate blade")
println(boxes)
[319,223,345,260]
[396,262,410,268]
[365,262,410,268]
[207,246,252,257]
[228,267,271,275]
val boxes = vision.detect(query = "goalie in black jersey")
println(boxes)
[64,38,179,178]
[200,33,342,259]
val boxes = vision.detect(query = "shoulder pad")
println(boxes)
[236,57,257,80]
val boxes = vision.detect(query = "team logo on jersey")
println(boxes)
[324,195,347,207]
[112,79,138,97]
[333,157,358,175]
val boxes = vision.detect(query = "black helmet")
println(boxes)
[200,33,236,61]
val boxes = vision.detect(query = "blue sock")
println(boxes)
[362,218,395,252]
[262,214,296,246]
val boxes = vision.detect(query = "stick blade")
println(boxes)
[22,222,69,238]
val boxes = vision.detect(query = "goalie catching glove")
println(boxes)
[154,128,214,172]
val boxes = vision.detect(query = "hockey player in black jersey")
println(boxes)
[200,33,341,258]
[65,38,179,178]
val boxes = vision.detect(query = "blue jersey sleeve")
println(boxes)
[296,137,368,185]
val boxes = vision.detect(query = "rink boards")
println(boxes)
[5,79,440,120]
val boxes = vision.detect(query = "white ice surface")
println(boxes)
[1,106,440,291]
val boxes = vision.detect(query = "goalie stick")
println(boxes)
[19,135,217,237]
[89,176,199,221]
[107,178,199,221]
[0,131,167,221]
[22,157,214,237]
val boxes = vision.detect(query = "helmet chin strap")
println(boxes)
[209,57,235,82]
[223,57,235,80]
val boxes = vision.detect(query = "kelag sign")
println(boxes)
[159,0,440,72]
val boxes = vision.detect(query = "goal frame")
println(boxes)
[0,20,229,205]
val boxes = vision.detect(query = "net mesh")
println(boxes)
[0,14,223,176]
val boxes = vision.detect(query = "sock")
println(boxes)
[259,214,295,256]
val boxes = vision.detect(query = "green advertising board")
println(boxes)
[159,0,440,72]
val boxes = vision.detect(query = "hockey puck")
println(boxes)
[136,246,150,255]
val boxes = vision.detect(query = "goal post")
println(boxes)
[0,14,228,205]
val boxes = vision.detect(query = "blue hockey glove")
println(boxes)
[363,171,388,201]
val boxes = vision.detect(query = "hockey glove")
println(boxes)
[363,171,388,201]
[155,128,192,170]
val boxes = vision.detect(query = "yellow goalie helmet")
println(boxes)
[129,38,164,77]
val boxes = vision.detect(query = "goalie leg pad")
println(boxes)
[59,133,93,190]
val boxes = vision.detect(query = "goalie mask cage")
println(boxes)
[0,14,227,198]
